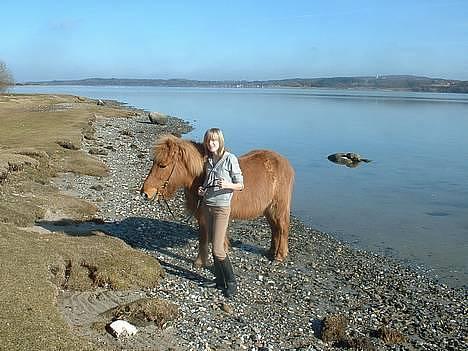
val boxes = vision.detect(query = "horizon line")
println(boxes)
[21,74,467,84]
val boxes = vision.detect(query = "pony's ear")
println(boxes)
[163,135,180,160]
[161,134,179,146]
[153,134,179,164]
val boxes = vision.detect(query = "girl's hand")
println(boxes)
[217,178,229,189]
[198,186,206,196]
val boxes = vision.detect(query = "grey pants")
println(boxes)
[202,205,231,260]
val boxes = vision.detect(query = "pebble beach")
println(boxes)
[49,105,466,350]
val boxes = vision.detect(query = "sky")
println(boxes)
[1,0,468,82]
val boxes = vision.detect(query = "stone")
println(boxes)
[56,139,80,150]
[107,320,138,338]
[327,152,371,168]
[148,111,168,125]
[221,302,233,314]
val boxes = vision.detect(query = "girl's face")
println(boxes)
[207,137,220,154]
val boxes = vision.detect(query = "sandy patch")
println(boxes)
[58,290,183,351]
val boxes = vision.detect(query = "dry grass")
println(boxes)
[98,298,179,328]
[0,94,164,350]
[0,224,100,351]
[48,231,164,291]
[321,314,348,343]
[377,326,406,345]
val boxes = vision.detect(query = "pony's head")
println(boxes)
[140,134,204,201]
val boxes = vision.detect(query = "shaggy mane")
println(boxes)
[153,134,204,177]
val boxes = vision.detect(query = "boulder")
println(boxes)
[148,111,168,125]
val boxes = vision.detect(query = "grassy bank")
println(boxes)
[0,94,165,350]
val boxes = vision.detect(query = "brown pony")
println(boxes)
[140,134,295,266]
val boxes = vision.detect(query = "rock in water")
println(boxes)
[327,152,371,168]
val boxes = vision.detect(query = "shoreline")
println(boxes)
[16,74,468,94]
[11,85,468,288]
[10,85,468,289]
[13,84,468,101]
[1,94,466,350]
[51,103,466,350]
[102,96,464,289]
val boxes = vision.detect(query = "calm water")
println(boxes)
[12,85,468,287]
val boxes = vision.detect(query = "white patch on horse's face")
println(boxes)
[207,138,219,154]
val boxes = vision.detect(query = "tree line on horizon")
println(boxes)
[0,61,14,93]
[22,75,468,93]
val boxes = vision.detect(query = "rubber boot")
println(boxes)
[219,255,237,298]
[202,257,224,289]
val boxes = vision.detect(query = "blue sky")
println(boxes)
[1,0,467,81]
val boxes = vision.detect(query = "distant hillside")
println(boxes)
[21,75,468,93]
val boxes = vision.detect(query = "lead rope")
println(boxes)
[181,183,219,223]
[158,198,178,221]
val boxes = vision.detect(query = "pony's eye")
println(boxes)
[158,164,167,169]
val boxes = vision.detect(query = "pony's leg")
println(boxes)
[194,213,209,268]
[264,203,290,262]
[264,207,280,260]
[276,213,290,262]
[275,197,291,261]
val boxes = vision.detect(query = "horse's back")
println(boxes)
[231,150,294,219]
[240,149,294,186]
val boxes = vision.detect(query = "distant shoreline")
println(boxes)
[18,75,468,94]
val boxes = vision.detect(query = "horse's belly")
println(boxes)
[230,193,271,219]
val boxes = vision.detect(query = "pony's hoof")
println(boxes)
[270,259,284,266]
[266,249,287,263]
[193,258,207,268]
[266,249,276,260]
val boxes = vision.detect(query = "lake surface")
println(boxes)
[12,85,468,288]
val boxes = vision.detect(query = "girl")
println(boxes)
[198,128,243,297]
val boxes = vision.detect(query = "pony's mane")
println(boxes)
[153,134,204,177]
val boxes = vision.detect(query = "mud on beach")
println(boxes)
[0,94,466,350]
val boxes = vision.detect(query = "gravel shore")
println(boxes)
[49,109,466,350]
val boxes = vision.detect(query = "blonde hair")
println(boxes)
[203,128,225,157]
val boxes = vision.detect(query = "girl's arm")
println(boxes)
[218,179,243,191]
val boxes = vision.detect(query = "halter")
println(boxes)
[158,161,177,196]
[153,154,224,223]
[155,161,178,221]
[153,160,199,223]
